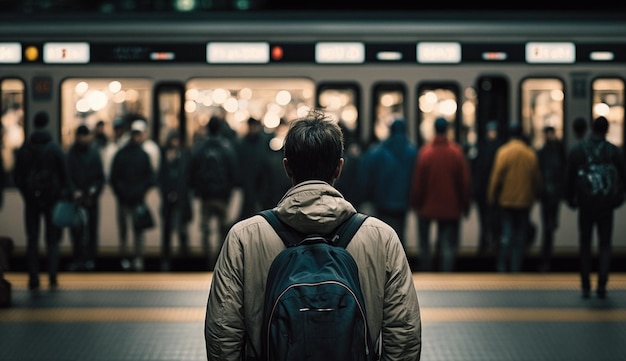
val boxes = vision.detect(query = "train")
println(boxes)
[1,11,625,268]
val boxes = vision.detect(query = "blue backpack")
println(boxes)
[257,209,377,361]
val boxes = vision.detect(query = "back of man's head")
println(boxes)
[592,116,609,135]
[284,109,343,184]
[33,111,49,129]
[434,117,448,134]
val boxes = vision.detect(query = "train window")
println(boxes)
[185,78,315,146]
[416,83,459,147]
[317,83,360,138]
[155,83,185,147]
[1,78,25,181]
[372,82,406,143]
[592,78,624,147]
[60,78,152,149]
[521,78,564,149]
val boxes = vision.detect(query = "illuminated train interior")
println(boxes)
[1,13,625,269]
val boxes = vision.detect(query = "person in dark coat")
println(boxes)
[158,130,192,271]
[235,117,272,221]
[189,116,239,268]
[359,118,417,248]
[471,121,503,255]
[110,120,156,272]
[66,125,105,271]
[565,116,626,299]
[536,125,566,272]
[13,111,72,290]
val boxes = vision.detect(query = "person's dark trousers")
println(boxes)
[69,203,98,269]
[436,219,460,272]
[377,208,407,249]
[476,199,497,254]
[497,207,530,273]
[578,208,613,296]
[539,200,560,271]
[24,202,61,288]
[418,217,459,272]
[418,217,433,272]
[160,201,189,271]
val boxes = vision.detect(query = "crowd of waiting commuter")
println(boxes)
[2,110,625,299]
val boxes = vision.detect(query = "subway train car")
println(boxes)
[1,12,625,269]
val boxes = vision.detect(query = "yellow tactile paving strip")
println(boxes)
[5,272,626,290]
[2,273,626,323]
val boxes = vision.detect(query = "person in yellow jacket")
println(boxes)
[487,122,542,272]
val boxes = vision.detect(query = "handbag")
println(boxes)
[132,203,155,231]
[52,200,85,228]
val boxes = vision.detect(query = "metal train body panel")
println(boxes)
[1,12,625,260]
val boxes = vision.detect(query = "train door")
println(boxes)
[59,78,153,150]
[592,77,624,148]
[475,76,509,144]
[371,82,406,144]
[416,82,460,148]
[317,82,361,144]
[154,82,185,147]
[520,78,565,149]
[0,78,25,183]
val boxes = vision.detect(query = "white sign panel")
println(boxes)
[43,42,90,63]
[316,42,365,64]
[417,42,461,63]
[0,43,21,63]
[526,42,575,64]
[207,43,269,64]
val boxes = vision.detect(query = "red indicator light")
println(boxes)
[271,46,284,61]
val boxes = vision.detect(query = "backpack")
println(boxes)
[191,140,232,199]
[24,143,58,206]
[257,209,378,361]
[576,140,624,208]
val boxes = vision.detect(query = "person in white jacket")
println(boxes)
[205,109,422,361]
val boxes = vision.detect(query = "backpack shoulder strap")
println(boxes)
[259,209,301,247]
[333,212,369,248]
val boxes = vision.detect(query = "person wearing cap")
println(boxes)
[359,118,417,252]
[536,125,566,272]
[410,117,471,272]
[471,120,503,255]
[487,122,542,273]
[131,119,161,173]
[66,124,105,271]
[109,119,156,271]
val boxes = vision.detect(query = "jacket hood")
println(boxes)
[275,180,356,234]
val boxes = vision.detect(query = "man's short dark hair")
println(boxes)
[283,109,344,184]
[33,111,49,129]
[592,116,609,135]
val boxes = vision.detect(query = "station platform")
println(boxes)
[1,272,626,361]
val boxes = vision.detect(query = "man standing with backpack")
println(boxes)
[565,116,626,299]
[14,111,72,290]
[189,116,238,269]
[205,109,421,361]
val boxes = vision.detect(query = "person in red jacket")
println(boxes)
[410,117,471,272]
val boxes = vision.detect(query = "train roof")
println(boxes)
[2,11,626,39]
